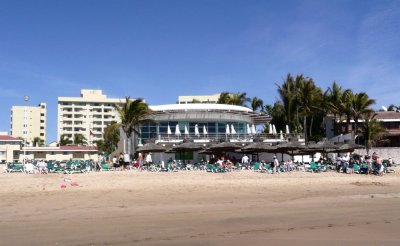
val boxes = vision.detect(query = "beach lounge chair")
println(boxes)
[5,163,24,173]
[100,161,112,171]
[353,163,360,174]
[253,162,261,172]
[307,162,321,173]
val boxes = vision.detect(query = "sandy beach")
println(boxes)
[1,170,400,246]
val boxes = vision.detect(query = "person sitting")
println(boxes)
[372,152,383,175]
[335,156,342,172]
[348,158,355,174]
[24,162,35,174]
[387,157,393,167]
[37,160,48,174]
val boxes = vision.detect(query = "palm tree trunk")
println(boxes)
[303,116,307,142]
[309,115,314,138]
[354,119,358,144]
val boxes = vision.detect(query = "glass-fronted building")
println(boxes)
[137,104,270,145]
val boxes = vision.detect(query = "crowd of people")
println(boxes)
[4,150,396,175]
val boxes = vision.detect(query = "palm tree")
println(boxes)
[229,92,250,106]
[340,89,354,134]
[296,77,322,141]
[73,133,87,146]
[113,97,152,154]
[351,92,376,139]
[251,97,264,111]
[387,104,399,111]
[59,135,73,146]
[276,74,297,130]
[33,137,44,147]
[217,92,231,104]
[362,111,385,155]
[324,81,344,134]
[263,102,286,133]
[102,121,120,154]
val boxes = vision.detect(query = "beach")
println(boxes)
[1,170,400,245]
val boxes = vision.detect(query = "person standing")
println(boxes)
[138,152,144,168]
[273,156,280,173]
[145,152,152,165]
[123,152,130,170]
[118,153,124,171]
[241,154,249,169]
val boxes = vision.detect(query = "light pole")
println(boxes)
[23,95,29,164]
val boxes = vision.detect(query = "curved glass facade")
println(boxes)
[139,120,249,143]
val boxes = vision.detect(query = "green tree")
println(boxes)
[190,99,201,103]
[263,102,286,134]
[59,135,73,146]
[340,89,354,134]
[217,92,231,104]
[33,137,44,147]
[296,77,323,141]
[98,121,120,154]
[217,92,250,106]
[73,133,87,146]
[251,97,264,111]
[324,81,344,134]
[351,92,376,137]
[276,74,297,132]
[387,104,398,111]
[362,111,385,155]
[113,97,152,154]
[229,92,250,106]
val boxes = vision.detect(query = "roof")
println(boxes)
[149,103,271,124]
[0,135,22,141]
[60,146,97,151]
[23,145,97,152]
[150,103,253,112]
[375,111,400,121]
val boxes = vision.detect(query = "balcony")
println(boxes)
[147,133,304,144]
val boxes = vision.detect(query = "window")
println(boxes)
[40,133,44,136]
[40,120,44,123]
[41,113,45,116]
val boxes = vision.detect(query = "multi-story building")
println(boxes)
[178,93,221,104]
[327,111,400,147]
[10,103,47,145]
[57,89,125,143]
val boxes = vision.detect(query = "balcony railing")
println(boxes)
[141,133,304,144]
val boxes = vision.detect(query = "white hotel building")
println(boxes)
[57,89,124,143]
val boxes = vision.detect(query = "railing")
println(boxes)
[141,133,304,144]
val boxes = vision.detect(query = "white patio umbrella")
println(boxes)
[203,125,208,135]
[247,124,251,135]
[269,124,273,134]
[184,125,189,136]
[195,124,200,137]
[231,124,237,135]
[280,130,284,140]
[251,124,256,134]
[286,125,290,134]
[175,124,181,136]
[167,124,172,135]
[272,124,277,135]
[226,124,230,135]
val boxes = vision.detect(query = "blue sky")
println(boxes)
[1,0,399,143]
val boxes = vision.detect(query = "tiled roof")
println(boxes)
[0,135,21,141]
[60,146,97,151]
[375,111,400,120]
